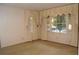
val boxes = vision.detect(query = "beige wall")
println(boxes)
[40,4,78,47]
[0,6,39,48]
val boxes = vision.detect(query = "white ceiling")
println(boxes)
[0,3,71,11]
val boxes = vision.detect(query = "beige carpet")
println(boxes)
[0,40,77,55]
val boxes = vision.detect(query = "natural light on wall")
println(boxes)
[68,24,72,30]
[51,17,54,23]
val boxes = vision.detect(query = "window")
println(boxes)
[48,14,67,33]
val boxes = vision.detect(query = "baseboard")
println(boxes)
[1,39,40,48]
[41,39,78,48]
[1,40,33,48]
[31,39,41,41]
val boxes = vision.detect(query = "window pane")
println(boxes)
[48,14,67,33]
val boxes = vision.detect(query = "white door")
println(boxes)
[24,11,38,41]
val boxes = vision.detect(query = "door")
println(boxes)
[25,11,38,41]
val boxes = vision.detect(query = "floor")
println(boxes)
[0,40,78,55]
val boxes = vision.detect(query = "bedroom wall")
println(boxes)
[40,4,78,47]
[0,6,39,48]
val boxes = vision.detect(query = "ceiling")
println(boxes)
[0,3,71,11]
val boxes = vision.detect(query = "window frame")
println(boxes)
[47,13,71,33]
